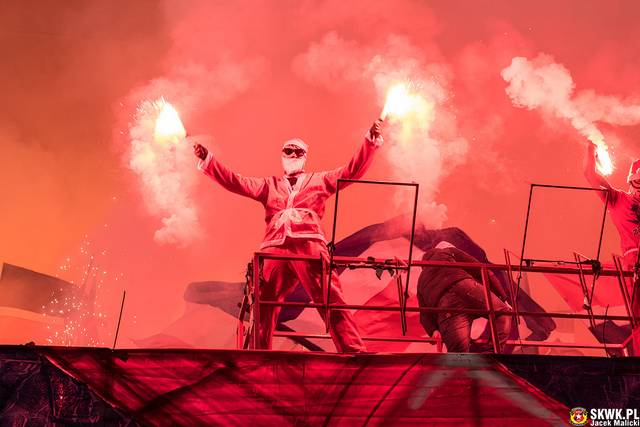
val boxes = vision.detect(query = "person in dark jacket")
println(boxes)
[417,241,512,353]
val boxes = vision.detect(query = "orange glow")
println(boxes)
[154,100,186,144]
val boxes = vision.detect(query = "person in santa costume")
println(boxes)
[193,120,384,352]
[585,143,640,321]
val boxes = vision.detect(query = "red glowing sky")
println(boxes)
[1,0,640,339]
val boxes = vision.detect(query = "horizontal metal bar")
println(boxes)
[259,300,633,321]
[524,259,585,265]
[274,331,440,343]
[337,178,419,187]
[253,251,634,355]
[262,301,499,314]
[502,340,623,350]
[254,252,633,276]
[338,264,410,271]
[531,183,608,192]
[273,332,623,350]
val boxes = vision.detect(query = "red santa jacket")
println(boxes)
[198,133,382,249]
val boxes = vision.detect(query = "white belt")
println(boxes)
[623,247,639,257]
[274,208,318,228]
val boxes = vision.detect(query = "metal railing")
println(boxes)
[235,179,637,356]
[237,251,638,356]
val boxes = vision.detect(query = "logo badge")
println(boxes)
[569,407,589,426]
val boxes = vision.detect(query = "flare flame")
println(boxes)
[381,82,425,121]
[154,100,186,143]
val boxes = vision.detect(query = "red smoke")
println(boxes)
[2,0,640,345]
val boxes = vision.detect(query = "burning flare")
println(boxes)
[129,98,200,246]
[154,100,186,144]
[594,143,614,176]
[501,55,616,176]
[587,130,614,176]
[381,82,423,121]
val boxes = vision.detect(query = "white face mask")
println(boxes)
[282,156,306,175]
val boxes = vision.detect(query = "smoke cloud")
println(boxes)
[502,53,640,148]
[123,40,267,246]
[5,0,640,346]
[574,91,640,126]
[293,33,469,226]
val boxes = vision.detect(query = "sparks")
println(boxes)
[154,99,186,144]
[47,236,112,347]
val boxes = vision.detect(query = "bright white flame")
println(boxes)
[587,131,614,176]
[154,100,186,143]
[381,83,422,120]
[129,99,200,245]
[595,145,614,176]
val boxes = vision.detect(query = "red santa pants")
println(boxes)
[257,238,365,353]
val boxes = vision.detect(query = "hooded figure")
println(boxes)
[193,120,383,352]
[417,241,513,353]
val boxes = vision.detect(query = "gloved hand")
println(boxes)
[194,143,208,160]
[369,119,383,140]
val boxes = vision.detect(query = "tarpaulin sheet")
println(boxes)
[36,348,569,426]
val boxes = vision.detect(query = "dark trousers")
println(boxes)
[437,278,512,353]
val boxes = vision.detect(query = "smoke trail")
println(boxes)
[502,53,640,147]
[574,90,640,126]
[128,99,199,246]
[293,33,468,227]
[122,47,266,246]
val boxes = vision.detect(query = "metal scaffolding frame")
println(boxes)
[239,252,636,355]
[515,183,610,321]
[236,180,637,356]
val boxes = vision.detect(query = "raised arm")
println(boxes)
[194,144,267,202]
[323,120,384,194]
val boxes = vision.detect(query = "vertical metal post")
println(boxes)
[325,181,342,333]
[237,321,244,350]
[252,253,261,350]
[112,290,126,350]
[516,184,535,305]
[402,184,420,335]
[631,246,640,326]
[395,269,406,333]
[237,292,249,350]
[586,189,609,306]
[613,255,635,328]
[321,253,328,307]
[595,189,610,262]
[321,252,330,333]
[480,267,500,354]
[326,178,420,337]
[503,249,521,325]
[574,253,597,332]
